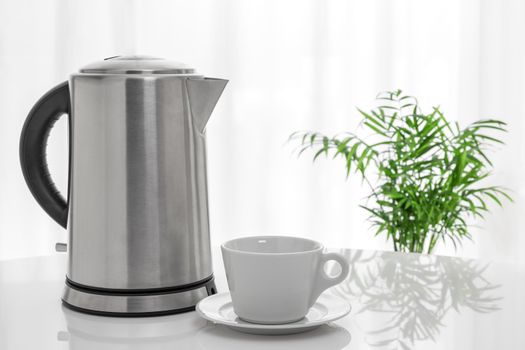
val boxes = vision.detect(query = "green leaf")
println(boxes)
[309,133,318,145]
[475,134,505,144]
[364,121,388,137]
[484,191,503,207]
[313,148,326,161]
[332,137,351,159]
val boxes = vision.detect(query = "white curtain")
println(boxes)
[1,0,523,262]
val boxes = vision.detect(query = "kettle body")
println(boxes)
[19,56,227,315]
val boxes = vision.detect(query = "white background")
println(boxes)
[0,0,523,261]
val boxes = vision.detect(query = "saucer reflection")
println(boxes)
[332,250,501,349]
[195,323,351,350]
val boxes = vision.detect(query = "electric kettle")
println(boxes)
[19,56,227,316]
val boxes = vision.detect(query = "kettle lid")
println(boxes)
[80,55,196,74]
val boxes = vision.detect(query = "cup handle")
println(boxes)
[309,252,350,306]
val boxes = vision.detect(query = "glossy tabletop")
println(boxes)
[0,248,523,349]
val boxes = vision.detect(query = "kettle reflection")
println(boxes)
[332,250,501,349]
[58,306,206,349]
[58,306,351,350]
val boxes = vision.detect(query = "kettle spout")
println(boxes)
[187,77,228,133]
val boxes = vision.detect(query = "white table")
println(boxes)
[0,248,523,349]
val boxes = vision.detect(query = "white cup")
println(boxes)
[221,236,350,324]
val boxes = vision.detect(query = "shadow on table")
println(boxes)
[58,305,351,350]
[332,250,501,349]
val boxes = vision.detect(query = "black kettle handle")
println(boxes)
[19,81,70,229]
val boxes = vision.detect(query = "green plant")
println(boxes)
[291,90,511,254]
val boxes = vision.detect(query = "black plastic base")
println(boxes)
[61,301,199,317]
[61,276,217,317]
[65,275,217,296]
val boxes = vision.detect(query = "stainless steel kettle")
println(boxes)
[19,56,228,316]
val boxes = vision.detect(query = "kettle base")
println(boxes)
[61,276,217,317]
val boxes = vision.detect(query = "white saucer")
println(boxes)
[196,292,351,335]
